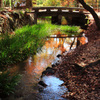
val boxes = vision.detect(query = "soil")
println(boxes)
[53,19,100,100]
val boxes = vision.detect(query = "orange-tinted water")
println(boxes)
[7,34,88,99]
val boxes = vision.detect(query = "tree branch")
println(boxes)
[78,0,100,30]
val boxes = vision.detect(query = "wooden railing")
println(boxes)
[32,7,85,13]
[30,7,87,24]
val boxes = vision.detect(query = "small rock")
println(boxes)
[42,71,47,75]
[41,67,55,77]
[38,81,47,87]
[0,71,2,75]
[52,64,56,68]
[38,84,44,92]
[46,68,55,75]
[74,64,83,70]
[46,67,52,70]
[57,54,62,58]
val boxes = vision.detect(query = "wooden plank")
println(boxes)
[36,11,84,17]
[31,7,86,15]
[32,7,84,11]
[47,36,83,38]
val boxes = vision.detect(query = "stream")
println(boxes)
[5,33,88,100]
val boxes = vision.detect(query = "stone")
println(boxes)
[56,54,62,58]
[52,64,56,68]
[46,67,52,70]
[38,81,47,87]
[46,68,55,75]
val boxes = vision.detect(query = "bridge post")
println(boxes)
[51,16,58,24]
[34,13,37,24]
[58,15,62,25]
[51,15,62,25]
[34,9,38,24]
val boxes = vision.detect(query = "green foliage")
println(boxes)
[0,24,50,68]
[3,0,10,6]
[43,0,61,6]
[43,24,80,35]
[36,0,78,7]
[0,71,21,97]
[25,8,30,12]
[0,8,4,11]
[36,0,61,6]
[0,24,80,68]
[60,25,80,33]
[86,18,90,25]
[36,0,44,5]
[19,10,24,17]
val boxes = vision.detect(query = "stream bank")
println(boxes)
[0,8,34,34]
[2,35,76,100]
[52,21,100,100]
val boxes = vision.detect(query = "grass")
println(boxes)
[36,23,80,35]
[0,71,21,97]
[0,23,81,97]
[0,23,80,68]
[0,24,52,96]
[0,24,51,68]
[37,17,80,35]
[59,25,80,35]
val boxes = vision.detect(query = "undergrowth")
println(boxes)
[0,24,80,68]
[0,23,80,97]
[0,71,21,97]
[0,24,50,68]
[60,25,80,35]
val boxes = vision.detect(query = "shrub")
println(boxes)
[0,71,21,97]
[0,24,50,67]
[0,24,80,68]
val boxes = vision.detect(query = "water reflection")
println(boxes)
[8,33,88,99]
[11,36,77,75]
[25,37,67,75]
[78,33,88,45]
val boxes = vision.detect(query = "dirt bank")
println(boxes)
[0,8,34,34]
[53,20,100,100]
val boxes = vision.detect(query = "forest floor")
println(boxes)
[53,15,100,100]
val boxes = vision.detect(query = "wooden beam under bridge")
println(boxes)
[47,35,83,38]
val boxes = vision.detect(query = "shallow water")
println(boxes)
[40,76,68,100]
[6,34,88,100]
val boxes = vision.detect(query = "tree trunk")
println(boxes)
[11,0,14,9]
[26,0,32,8]
[78,0,100,30]
[0,0,2,7]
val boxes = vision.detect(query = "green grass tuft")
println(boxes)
[0,24,80,68]
[0,24,50,67]
[0,71,21,97]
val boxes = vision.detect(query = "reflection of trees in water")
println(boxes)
[24,34,88,75]
[56,35,88,52]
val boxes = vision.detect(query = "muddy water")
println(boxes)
[5,34,88,100]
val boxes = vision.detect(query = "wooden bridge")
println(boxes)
[28,7,89,26]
